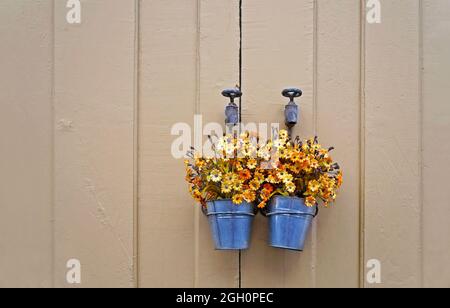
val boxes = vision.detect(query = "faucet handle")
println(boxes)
[222,88,242,103]
[282,88,303,103]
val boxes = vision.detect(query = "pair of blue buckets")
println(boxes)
[206,196,317,251]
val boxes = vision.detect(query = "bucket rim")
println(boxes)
[205,199,256,216]
[206,198,252,203]
[267,195,318,217]
[270,195,304,202]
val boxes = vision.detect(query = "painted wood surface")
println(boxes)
[1,0,450,288]
[195,0,241,288]
[315,0,361,288]
[240,0,316,288]
[363,0,422,288]
[422,0,450,288]
[0,0,54,288]
[53,0,136,287]
[138,0,198,287]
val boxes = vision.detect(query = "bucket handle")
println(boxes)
[260,206,269,217]
[201,205,208,216]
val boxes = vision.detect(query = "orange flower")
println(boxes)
[239,169,252,181]
[192,177,202,186]
[337,172,343,187]
[261,189,272,200]
[258,201,267,209]
[263,183,274,194]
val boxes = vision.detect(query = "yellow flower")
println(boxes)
[267,174,281,184]
[247,159,257,170]
[277,171,293,184]
[273,139,286,149]
[288,164,301,174]
[258,148,271,161]
[225,144,235,156]
[191,189,203,201]
[285,181,296,193]
[277,170,288,180]
[221,182,233,194]
[233,181,243,191]
[223,173,237,183]
[305,196,316,207]
[302,143,310,152]
[195,158,206,169]
[232,194,244,205]
[279,130,289,140]
[291,152,302,163]
[249,179,261,191]
[209,169,222,182]
[243,190,256,203]
[312,143,321,151]
[254,171,265,183]
[279,148,290,159]
[240,146,254,158]
[308,180,320,193]
[236,162,244,171]
[310,159,319,170]
[216,137,227,151]
[240,132,249,139]
[283,174,293,184]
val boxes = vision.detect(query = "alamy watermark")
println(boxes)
[366,259,382,284]
[66,259,82,285]
[171,115,280,159]
[64,1,379,26]
[366,0,381,24]
[66,0,81,24]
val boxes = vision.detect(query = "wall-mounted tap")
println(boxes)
[222,88,242,127]
[283,88,302,129]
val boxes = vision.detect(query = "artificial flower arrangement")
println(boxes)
[184,130,342,251]
[258,129,343,208]
[185,132,269,208]
[260,130,343,250]
[184,132,266,250]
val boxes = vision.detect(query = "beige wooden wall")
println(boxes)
[1,0,449,288]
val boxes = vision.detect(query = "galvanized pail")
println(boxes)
[206,200,255,250]
[267,196,317,251]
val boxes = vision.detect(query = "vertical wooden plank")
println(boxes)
[0,0,53,288]
[196,0,241,287]
[422,0,450,288]
[54,0,136,287]
[364,0,422,288]
[241,0,315,288]
[138,0,197,287]
[315,0,360,288]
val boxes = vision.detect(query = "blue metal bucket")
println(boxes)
[206,200,255,250]
[267,196,317,251]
